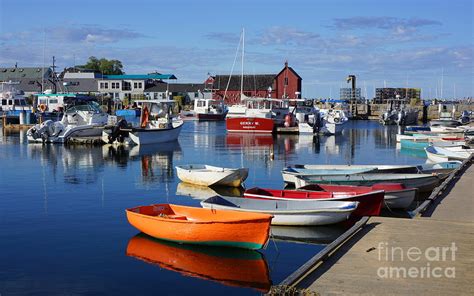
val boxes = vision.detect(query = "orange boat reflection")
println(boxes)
[127,234,271,292]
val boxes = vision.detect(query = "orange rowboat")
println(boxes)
[127,234,271,292]
[126,204,273,250]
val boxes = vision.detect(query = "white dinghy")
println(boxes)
[176,165,249,187]
[200,195,358,226]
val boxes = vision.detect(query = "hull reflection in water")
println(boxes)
[176,182,244,200]
[271,225,346,245]
[126,233,271,292]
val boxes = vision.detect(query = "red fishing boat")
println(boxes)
[244,187,384,216]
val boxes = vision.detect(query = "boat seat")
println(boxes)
[158,213,187,220]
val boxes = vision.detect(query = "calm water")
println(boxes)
[0,121,426,295]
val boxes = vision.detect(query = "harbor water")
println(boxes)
[0,120,427,295]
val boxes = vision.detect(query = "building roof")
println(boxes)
[276,66,302,80]
[212,74,276,91]
[0,67,52,81]
[145,83,205,93]
[14,78,99,93]
[104,74,177,80]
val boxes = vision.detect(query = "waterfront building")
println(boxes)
[211,62,302,104]
[374,88,421,104]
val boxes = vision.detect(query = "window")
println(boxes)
[104,82,109,89]
[14,99,20,105]
[49,99,58,104]
[134,82,138,88]
[194,92,199,98]
[138,82,142,88]
[284,77,288,86]
[8,99,13,105]
[1,99,6,105]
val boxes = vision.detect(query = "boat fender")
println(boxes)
[39,104,47,112]
[334,117,340,123]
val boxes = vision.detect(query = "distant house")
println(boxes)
[144,83,207,104]
[211,62,302,104]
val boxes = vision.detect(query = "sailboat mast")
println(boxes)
[240,28,245,98]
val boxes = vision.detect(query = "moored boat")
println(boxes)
[175,165,249,187]
[244,187,384,216]
[289,161,460,176]
[200,196,358,226]
[126,233,271,292]
[126,204,272,250]
[194,98,228,121]
[425,145,474,162]
[297,183,417,210]
[282,167,377,184]
[294,173,440,193]
[103,100,184,145]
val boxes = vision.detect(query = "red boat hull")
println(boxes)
[226,117,274,133]
[244,187,384,217]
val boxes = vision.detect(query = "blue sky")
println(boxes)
[0,0,472,98]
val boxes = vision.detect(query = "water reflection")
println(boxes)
[176,182,244,200]
[103,141,182,184]
[126,233,271,292]
[271,225,346,245]
[27,144,105,184]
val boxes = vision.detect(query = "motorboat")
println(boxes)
[318,109,349,135]
[27,96,108,143]
[126,203,272,249]
[380,95,419,126]
[175,164,248,187]
[200,195,358,226]
[430,104,460,127]
[0,81,31,113]
[103,100,184,145]
[226,96,289,133]
[194,98,227,121]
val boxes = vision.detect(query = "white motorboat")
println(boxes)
[318,109,349,134]
[430,104,460,127]
[194,98,227,121]
[0,81,31,112]
[200,195,358,226]
[176,164,249,187]
[103,100,184,145]
[27,97,108,143]
[380,95,419,126]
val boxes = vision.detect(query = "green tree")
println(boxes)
[83,56,124,75]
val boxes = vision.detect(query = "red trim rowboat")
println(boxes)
[298,183,417,210]
[244,187,384,216]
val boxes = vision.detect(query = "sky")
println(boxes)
[0,0,472,99]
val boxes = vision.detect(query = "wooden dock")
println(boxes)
[281,159,474,295]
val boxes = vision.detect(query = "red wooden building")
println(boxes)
[207,62,302,105]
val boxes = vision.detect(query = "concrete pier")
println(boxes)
[285,160,474,295]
